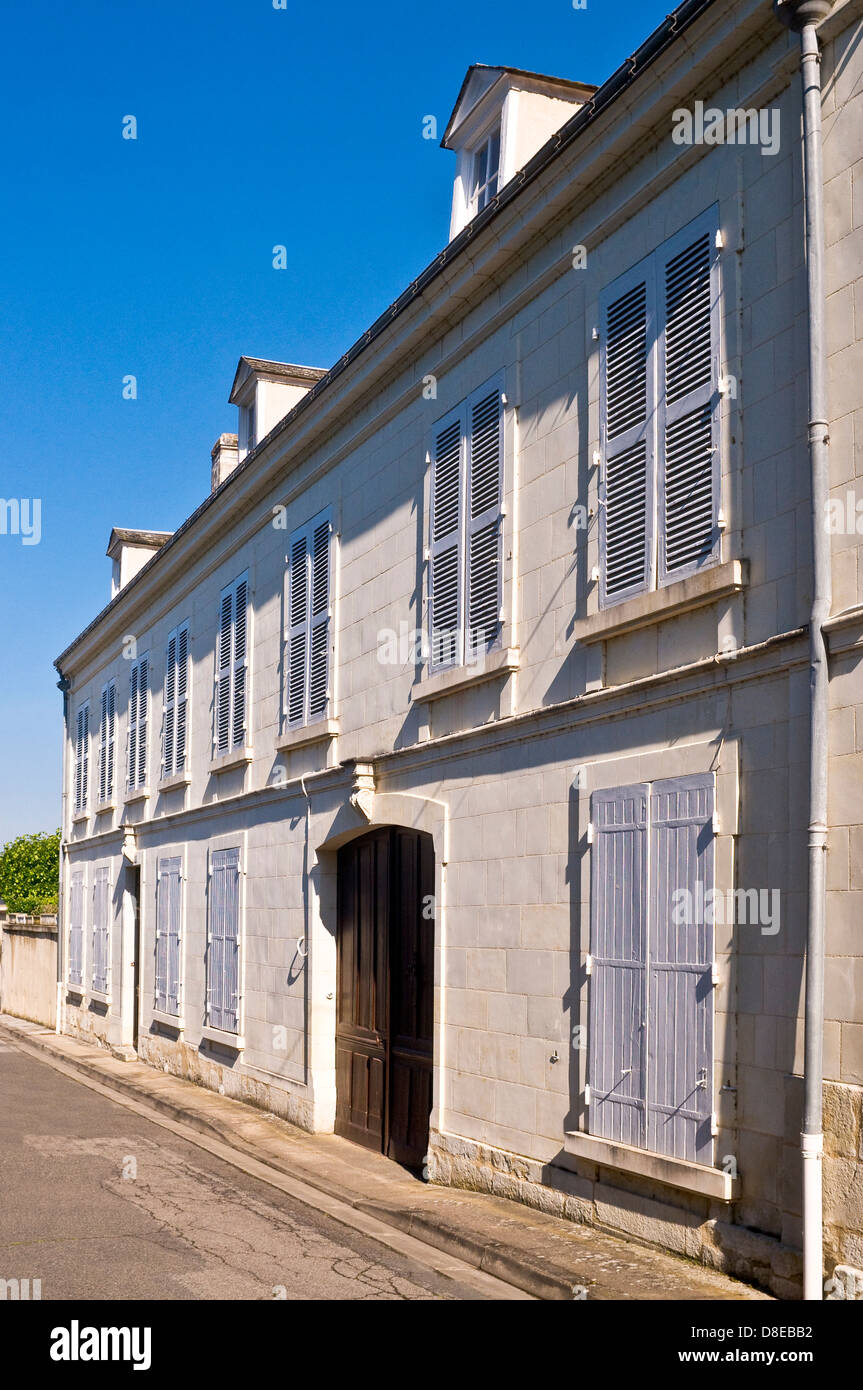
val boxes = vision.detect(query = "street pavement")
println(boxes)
[0,1036,515,1301]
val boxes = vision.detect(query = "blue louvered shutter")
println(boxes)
[208,848,240,1032]
[163,632,177,777]
[309,516,332,720]
[430,410,464,669]
[69,870,84,986]
[175,623,189,772]
[91,867,110,994]
[466,383,503,659]
[657,215,720,582]
[287,531,309,726]
[75,704,89,812]
[589,784,648,1148]
[98,682,115,803]
[135,656,148,788]
[600,267,655,604]
[155,856,181,1015]
[232,578,248,748]
[215,587,233,755]
[648,774,715,1163]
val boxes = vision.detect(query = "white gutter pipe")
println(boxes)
[775,0,835,1301]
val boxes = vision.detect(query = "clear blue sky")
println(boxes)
[0,0,673,844]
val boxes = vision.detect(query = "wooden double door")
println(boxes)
[335,828,434,1168]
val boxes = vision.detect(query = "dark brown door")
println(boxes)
[335,828,434,1168]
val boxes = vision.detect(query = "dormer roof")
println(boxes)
[229,357,328,406]
[441,64,596,149]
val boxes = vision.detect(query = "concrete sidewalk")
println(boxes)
[0,1014,770,1302]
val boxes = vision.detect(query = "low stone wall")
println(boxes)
[0,916,57,1029]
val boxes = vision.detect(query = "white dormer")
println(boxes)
[229,357,328,462]
[442,65,596,241]
[107,528,172,599]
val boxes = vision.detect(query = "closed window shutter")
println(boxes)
[601,276,654,601]
[208,848,240,1032]
[75,706,88,813]
[99,683,115,803]
[589,785,648,1149]
[175,623,189,771]
[232,578,248,748]
[658,227,719,580]
[309,517,331,719]
[156,856,182,1015]
[163,633,177,778]
[467,386,503,658]
[215,588,233,754]
[128,664,139,789]
[287,533,309,726]
[69,870,84,986]
[647,774,715,1164]
[92,867,109,994]
[136,657,148,788]
[430,413,463,668]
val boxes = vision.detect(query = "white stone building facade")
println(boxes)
[54,0,863,1297]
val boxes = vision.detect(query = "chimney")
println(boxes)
[211,433,240,492]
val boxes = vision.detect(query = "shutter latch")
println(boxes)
[584,1084,591,1107]
[585,953,593,976]
[586,822,595,845]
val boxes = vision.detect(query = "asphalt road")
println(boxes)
[0,1037,502,1301]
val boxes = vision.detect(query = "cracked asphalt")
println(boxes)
[0,1039,493,1300]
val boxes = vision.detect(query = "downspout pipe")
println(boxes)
[56,673,72,1036]
[775,0,834,1301]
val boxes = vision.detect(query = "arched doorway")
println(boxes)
[335,827,434,1168]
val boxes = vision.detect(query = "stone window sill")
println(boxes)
[413,647,519,704]
[573,559,748,645]
[71,810,89,825]
[151,1008,184,1031]
[275,718,339,753]
[124,786,150,805]
[95,800,116,814]
[200,1024,244,1051]
[208,747,253,775]
[564,1130,738,1201]
[158,771,191,793]
[88,987,112,1007]
[66,980,85,997]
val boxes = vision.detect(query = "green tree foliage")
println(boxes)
[0,829,61,916]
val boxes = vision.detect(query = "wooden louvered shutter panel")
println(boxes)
[106,683,115,801]
[430,413,463,668]
[99,688,108,804]
[166,858,182,1015]
[215,589,233,755]
[658,223,719,580]
[69,871,84,986]
[136,658,148,787]
[209,848,240,1032]
[81,705,89,809]
[175,624,189,772]
[128,664,139,789]
[309,518,331,720]
[232,578,248,749]
[287,533,309,725]
[74,710,83,812]
[92,868,109,994]
[163,632,177,778]
[647,774,715,1164]
[154,860,168,1012]
[600,273,654,602]
[589,784,648,1148]
[467,386,502,658]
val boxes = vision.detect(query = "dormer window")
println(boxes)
[471,125,500,214]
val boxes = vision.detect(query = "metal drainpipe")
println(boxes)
[56,673,72,1035]
[775,0,834,1300]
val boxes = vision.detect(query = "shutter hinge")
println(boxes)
[586,822,595,845]
[584,1084,591,1107]
[585,953,593,976]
